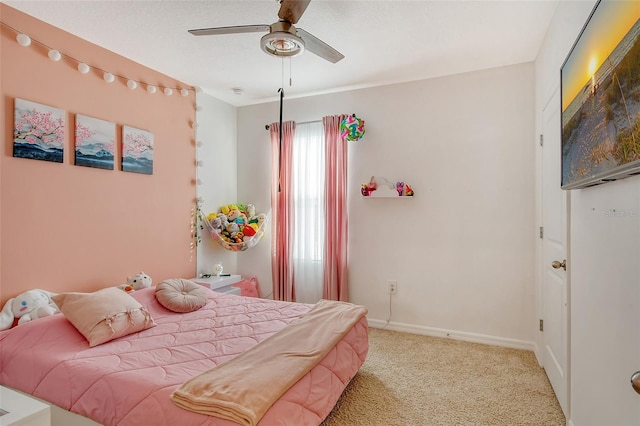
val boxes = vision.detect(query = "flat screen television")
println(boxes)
[560,0,640,189]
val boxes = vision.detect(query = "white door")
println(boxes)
[541,88,568,416]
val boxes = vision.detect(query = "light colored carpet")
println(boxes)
[321,328,565,426]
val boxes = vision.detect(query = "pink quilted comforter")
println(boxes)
[0,287,369,425]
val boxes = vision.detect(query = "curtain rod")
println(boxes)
[264,119,322,130]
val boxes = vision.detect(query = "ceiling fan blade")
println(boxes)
[188,24,270,36]
[278,0,311,24]
[296,28,344,63]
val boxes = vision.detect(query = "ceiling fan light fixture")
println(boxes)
[260,31,305,58]
[187,1,344,63]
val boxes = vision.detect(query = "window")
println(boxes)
[271,115,348,303]
[291,121,325,303]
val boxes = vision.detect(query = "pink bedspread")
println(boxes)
[0,287,368,426]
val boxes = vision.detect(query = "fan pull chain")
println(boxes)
[289,57,292,87]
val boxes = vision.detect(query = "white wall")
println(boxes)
[571,179,640,426]
[533,0,595,389]
[237,63,537,347]
[535,1,640,424]
[195,92,239,277]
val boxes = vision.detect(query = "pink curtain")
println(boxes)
[322,115,349,301]
[270,121,296,302]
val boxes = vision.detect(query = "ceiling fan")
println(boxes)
[188,0,344,63]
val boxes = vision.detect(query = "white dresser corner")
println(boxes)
[191,275,242,295]
[0,386,50,426]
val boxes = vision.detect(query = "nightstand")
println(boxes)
[191,275,242,296]
[0,386,50,426]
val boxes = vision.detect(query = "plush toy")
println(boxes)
[243,224,257,237]
[217,213,229,228]
[118,284,135,293]
[396,181,405,196]
[246,204,256,219]
[256,213,267,227]
[405,184,414,196]
[227,208,243,223]
[127,272,152,290]
[0,289,59,330]
[226,222,240,236]
[226,207,246,226]
[209,216,223,233]
[361,178,378,196]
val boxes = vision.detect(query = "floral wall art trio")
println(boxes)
[13,98,154,175]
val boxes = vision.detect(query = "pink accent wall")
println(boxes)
[1,5,196,306]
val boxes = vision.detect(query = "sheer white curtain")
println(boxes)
[292,122,325,303]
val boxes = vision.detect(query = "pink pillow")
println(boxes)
[155,279,209,313]
[52,287,155,347]
[233,277,260,298]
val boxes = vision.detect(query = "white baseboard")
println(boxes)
[367,318,536,352]
[532,341,543,366]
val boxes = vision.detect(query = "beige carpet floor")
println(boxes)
[321,328,565,426]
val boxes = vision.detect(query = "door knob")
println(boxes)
[551,260,566,271]
[631,371,640,395]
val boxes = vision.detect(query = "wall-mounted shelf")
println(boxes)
[363,196,414,199]
[360,176,415,198]
[363,187,414,198]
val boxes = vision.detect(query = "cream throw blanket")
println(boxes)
[170,299,368,426]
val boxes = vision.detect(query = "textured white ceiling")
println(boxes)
[4,0,559,106]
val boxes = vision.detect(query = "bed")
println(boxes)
[0,286,369,426]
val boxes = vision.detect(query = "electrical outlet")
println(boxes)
[388,281,397,295]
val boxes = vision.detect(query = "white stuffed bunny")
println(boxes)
[0,289,59,331]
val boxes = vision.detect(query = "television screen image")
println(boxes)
[561,0,640,189]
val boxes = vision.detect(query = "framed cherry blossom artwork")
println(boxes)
[75,114,115,170]
[122,125,154,175]
[13,98,65,163]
